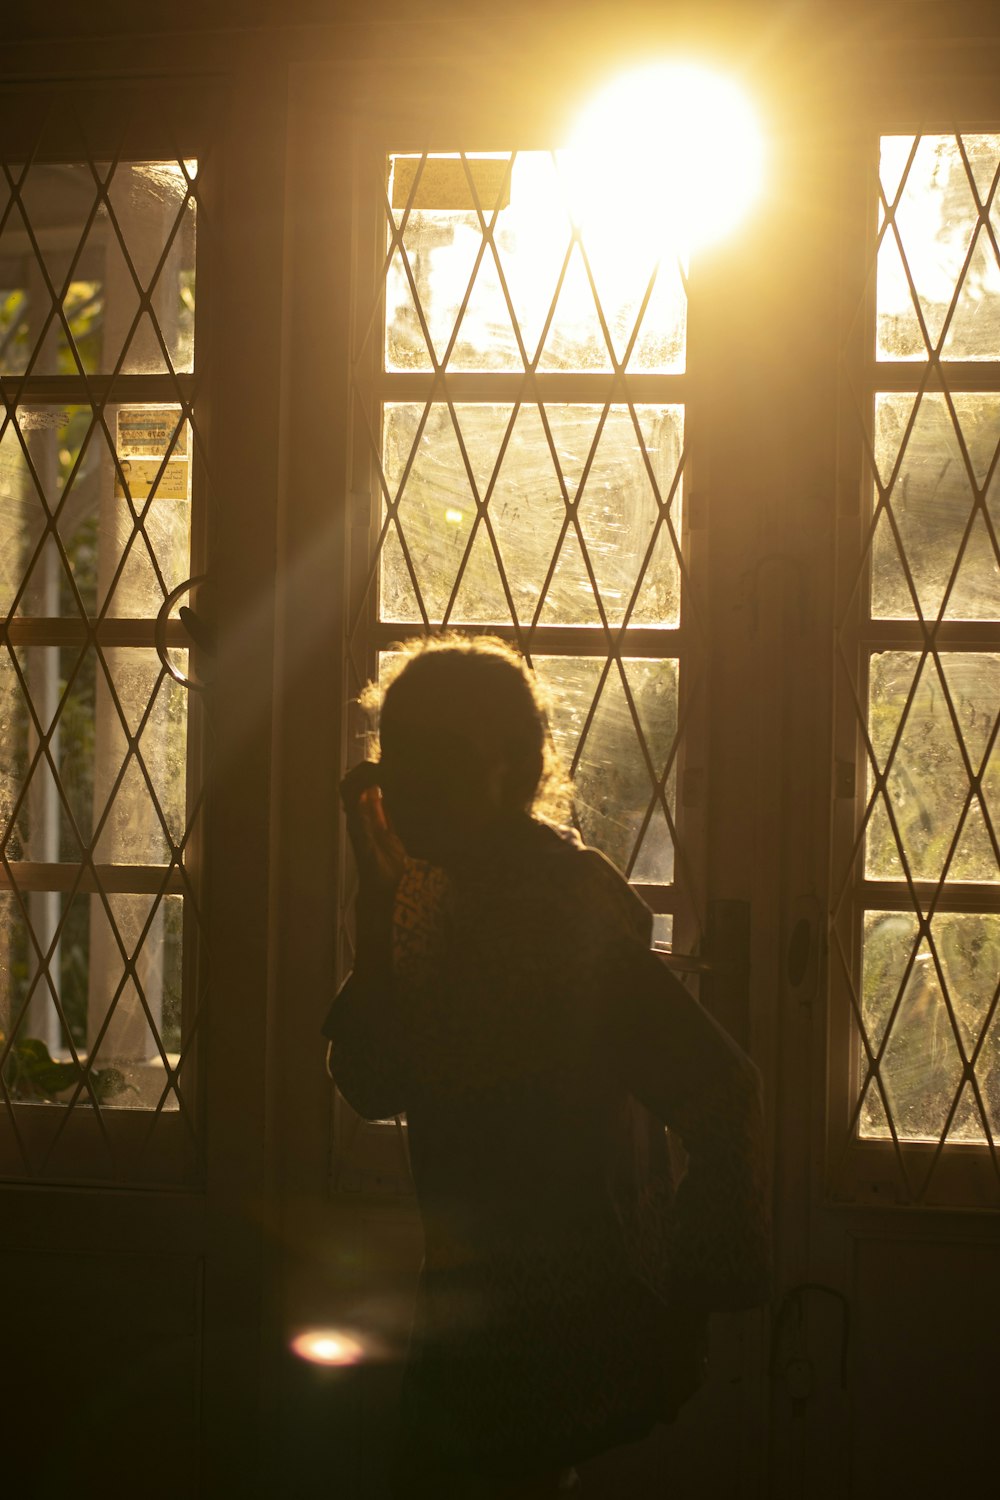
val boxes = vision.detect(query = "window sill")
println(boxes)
[0,1059,200,1187]
[832,1135,1000,1212]
[16,1051,185,1113]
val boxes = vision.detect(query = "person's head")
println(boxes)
[365,635,566,864]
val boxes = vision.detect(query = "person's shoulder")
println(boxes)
[529,821,653,945]
[577,846,653,945]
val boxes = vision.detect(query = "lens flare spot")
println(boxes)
[290,1329,364,1366]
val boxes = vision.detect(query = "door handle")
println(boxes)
[155,574,211,690]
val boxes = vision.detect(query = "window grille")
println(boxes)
[0,99,209,1183]
[338,147,708,1181]
[833,132,1000,1206]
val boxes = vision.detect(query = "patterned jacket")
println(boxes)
[323,815,769,1480]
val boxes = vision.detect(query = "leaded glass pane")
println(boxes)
[1,890,184,1111]
[865,652,1000,884]
[860,911,1000,1144]
[380,402,682,627]
[877,134,1000,361]
[385,152,686,374]
[535,655,678,882]
[2,643,186,863]
[872,393,1000,621]
[0,404,191,619]
[0,142,203,1157]
[0,161,196,378]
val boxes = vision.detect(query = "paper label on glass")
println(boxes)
[389,155,511,213]
[115,456,188,500]
[117,408,188,458]
[116,407,188,499]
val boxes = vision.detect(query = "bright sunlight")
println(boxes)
[383,64,763,373]
[564,62,765,259]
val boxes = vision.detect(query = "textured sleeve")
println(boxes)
[609,938,770,1311]
[322,970,409,1121]
[322,860,453,1120]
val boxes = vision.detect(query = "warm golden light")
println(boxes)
[564,62,765,257]
[383,68,762,373]
[875,134,1000,360]
[290,1329,364,1366]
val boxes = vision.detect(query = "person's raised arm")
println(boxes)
[323,762,409,1121]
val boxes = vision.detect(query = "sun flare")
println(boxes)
[564,62,765,259]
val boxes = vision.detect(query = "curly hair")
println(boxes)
[359,633,573,825]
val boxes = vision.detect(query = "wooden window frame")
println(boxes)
[331,126,711,1192]
[0,87,214,1187]
[831,119,1000,1210]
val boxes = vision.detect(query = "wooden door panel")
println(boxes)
[3,1249,201,1500]
[850,1231,999,1491]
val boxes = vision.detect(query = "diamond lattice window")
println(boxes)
[338,147,704,1177]
[834,133,1000,1203]
[347,152,701,918]
[0,131,206,1181]
[345,150,703,976]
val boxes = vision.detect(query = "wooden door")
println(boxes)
[0,56,290,1500]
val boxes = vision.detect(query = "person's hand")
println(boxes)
[340,761,407,906]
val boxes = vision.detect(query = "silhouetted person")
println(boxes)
[324,636,768,1498]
